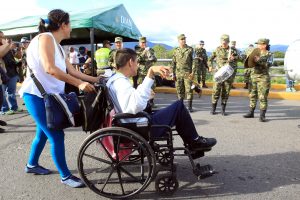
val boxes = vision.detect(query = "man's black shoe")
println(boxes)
[0,128,5,133]
[189,137,217,151]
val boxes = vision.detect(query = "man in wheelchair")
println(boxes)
[106,48,217,157]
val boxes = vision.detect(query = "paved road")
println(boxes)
[1,93,300,200]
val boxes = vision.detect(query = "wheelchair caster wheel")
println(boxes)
[157,149,172,166]
[155,173,178,196]
[194,164,215,180]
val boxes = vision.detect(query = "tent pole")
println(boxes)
[90,28,95,76]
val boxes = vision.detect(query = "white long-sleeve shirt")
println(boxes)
[106,73,154,114]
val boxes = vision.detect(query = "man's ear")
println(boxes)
[128,58,133,67]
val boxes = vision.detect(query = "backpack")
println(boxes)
[79,82,113,133]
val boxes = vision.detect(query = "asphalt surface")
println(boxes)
[1,93,300,200]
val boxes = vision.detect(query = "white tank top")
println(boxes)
[19,32,67,98]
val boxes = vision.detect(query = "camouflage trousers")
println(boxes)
[176,77,193,100]
[195,64,207,84]
[211,76,234,104]
[249,74,270,110]
[231,68,237,83]
[244,68,252,83]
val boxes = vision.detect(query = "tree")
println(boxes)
[152,45,167,59]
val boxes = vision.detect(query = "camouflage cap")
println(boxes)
[139,36,147,42]
[177,34,186,40]
[231,41,236,45]
[115,37,123,43]
[220,34,230,42]
[199,40,205,45]
[255,38,269,45]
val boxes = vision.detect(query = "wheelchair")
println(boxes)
[77,86,216,199]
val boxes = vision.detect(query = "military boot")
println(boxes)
[243,107,255,118]
[221,103,227,116]
[259,110,267,122]
[210,103,217,115]
[202,81,208,88]
[243,83,249,89]
[188,100,193,113]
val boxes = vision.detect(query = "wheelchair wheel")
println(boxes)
[155,172,178,196]
[77,127,156,199]
[157,148,172,166]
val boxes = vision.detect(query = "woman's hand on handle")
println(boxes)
[78,81,96,93]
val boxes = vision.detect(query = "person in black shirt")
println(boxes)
[0,31,23,115]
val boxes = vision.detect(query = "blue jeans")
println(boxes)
[1,75,19,112]
[23,93,71,179]
[150,100,199,143]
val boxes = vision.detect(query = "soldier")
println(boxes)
[229,41,240,89]
[209,34,239,115]
[108,37,123,69]
[243,44,254,89]
[136,37,157,84]
[194,40,208,88]
[243,38,273,122]
[172,34,195,112]
[95,40,112,76]
[135,36,157,106]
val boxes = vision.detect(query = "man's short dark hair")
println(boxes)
[115,48,137,69]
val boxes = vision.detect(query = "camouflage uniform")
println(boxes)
[107,37,123,69]
[194,45,208,86]
[136,47,157,85]
[209,34,239,115]
[107,49,117,69]
[249,51,272,110]
[244,38,272,122]
[172,35,195,107]
[242,46,255,90]
[229,41,241,89]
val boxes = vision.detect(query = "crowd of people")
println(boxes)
[0,31,30,133]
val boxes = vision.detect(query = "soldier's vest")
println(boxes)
[95,48,110,69]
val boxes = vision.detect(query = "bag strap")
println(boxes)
[27,66,47,97]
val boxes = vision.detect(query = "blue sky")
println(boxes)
[1,0,300,50]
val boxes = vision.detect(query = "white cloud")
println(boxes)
[0,0,48,24]
[132,0,300,50]
[1,0,299,50]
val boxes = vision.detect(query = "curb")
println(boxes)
[18,83,300,100]
[155,85,300,100]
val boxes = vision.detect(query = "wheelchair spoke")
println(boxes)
[113,136,121,161]
[116,168,125,195]
[83,153,112,165]
[84,166,111,176]
[100,167,115,192]
[98,140,115,162]
[119,166,141,184]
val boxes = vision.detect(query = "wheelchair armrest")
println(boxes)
[113,111,151,121]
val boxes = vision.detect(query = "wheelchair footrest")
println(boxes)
[193,164,215,180]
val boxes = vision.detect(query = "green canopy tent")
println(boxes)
[0,4,142,73]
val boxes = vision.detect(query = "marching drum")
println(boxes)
[285,39,300,81]
[213,64,234,83]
